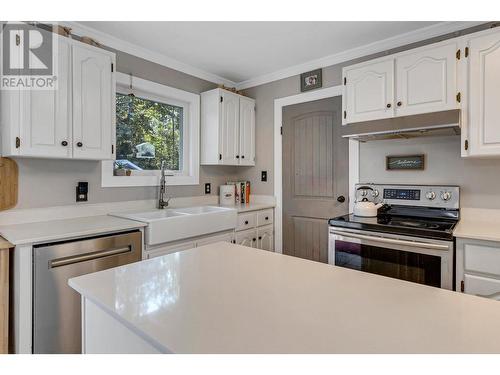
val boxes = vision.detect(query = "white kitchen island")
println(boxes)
[69,242,500,354]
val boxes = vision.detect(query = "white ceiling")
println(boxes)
[77,21,475,88]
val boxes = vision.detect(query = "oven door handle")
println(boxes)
[332,230,450,250]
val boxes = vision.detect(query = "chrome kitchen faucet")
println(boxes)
[158,160,173,209]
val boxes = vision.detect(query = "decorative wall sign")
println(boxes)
[386,154,425,170]
[300,69,322,92]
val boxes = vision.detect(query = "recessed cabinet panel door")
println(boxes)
[235,229,257,248]
[257,225,274,251]
[396,42,457,116]
[468,30,500,156]
[343,59,394,124]
[72,44,113,160]
[239,97,255,166]
[220,91,240,165]
[19,38,72,158]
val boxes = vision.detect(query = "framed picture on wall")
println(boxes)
[300,69,322,92]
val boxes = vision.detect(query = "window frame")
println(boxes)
[102,72,200,187]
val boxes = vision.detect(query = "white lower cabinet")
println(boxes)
[235,208,274,251]
[145,230,235,259]
[236,229,258,248]
[257,225,274,252]
[456,237,500,300]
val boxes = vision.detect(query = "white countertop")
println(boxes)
[0,215,146,245]
[228,202,275,213]
[70,242,500,353]
[454,207,500,242]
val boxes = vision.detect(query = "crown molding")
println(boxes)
[235,21,486,90]
[62,21,236,87]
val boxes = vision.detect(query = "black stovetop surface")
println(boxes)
[328,206,458,240]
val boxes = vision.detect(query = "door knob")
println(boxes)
[337,196,346,203]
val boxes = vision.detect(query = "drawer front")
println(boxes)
[464,274,500,300]
[257,209,274,227]
[464,243,500,276]
[146,241,196,259]
[237,212,257,231]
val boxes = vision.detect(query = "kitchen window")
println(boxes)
[101,73,200,187]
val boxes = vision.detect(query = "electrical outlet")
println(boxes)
[76,181,88,202]
[205,183,211,194]
[261,171,267,182]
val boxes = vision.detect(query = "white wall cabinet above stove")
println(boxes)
[342,39,459,125]
[200,88,255,166]
[1,37,116,160]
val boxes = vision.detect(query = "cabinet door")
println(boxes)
[146,241,196,259]
[343,59,394,124]
[235,229,257,248]
[257,225,274,252]
[467,29,500,156]
[18,38,72,158]
[196,231,235,247]
[219,91,240,165]
[239,97,255,166]
[464,274,500,300]
[396,42,458,117]
[72,43,114,160]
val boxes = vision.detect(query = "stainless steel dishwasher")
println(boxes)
[33,230,142,354]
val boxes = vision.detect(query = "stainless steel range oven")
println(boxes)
[328,184,459,290]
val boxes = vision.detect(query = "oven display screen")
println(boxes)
[383,189,420,200]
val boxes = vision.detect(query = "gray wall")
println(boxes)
[241,23,493,196]
[16,50,241,209]
[359,136,500,209]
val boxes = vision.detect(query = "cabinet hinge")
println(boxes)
[15,136,20,148]
[460,280,465,292]
[343,110,347,119]
[111,144,114,154]
[465,47,469,58]
[464,139,469,151]
[343,77,346,85]
[280,126,283,135]
[15,34,20,46]
[456,92,461,103]
[456,49,461,60]
[219,153,222,160]
[220,96,223,103]
[111,63,114,72]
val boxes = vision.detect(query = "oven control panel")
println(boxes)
[355,184,459,209]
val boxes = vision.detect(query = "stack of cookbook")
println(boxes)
[226,180,251,204]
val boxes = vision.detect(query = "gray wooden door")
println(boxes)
[282,96,348,263]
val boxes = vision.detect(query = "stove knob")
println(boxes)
[371,189,379,198]
[425,191,436,200]
[441,191,452,201]
[360,190,368,197]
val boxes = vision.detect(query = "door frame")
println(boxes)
[273,86,359,253]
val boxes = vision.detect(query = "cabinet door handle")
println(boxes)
[236,155,240,159]
[265,216,269,220]
[76,142,83,147]
[241,155,245,159]
[244,220,249,225]
[61,140,68,146]
[397,101,402,107]
[258,236,262,240]
[386,103,391,108]
[252,238,256,242]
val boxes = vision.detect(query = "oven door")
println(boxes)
[328,227,453,290]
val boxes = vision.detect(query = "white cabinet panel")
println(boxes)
[343,59,394,124]
[238,96,255,166]
[72,43,114,160]
[256,209,273,227]
[257,225,274,251]
[464,242,500,275]
[220,91,240,165]
[464,274,500,300]
[466,29,500,156]
[236,212,257,232]
[396,42,458,116]
[18,38,72,158]
[236,229,257,248]
[196,231,234,247]
[146,241,196,259]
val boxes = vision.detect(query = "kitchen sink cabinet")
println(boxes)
[235,208,274,251]
[200,88,255,166]
[1,36,115,160]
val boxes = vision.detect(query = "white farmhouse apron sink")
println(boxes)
[110,206,237,245]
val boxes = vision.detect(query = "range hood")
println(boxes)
[341,109,460,142]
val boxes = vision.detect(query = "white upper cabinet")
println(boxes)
[239,96,256,166]
[343,59,394,124]
[72,43,114,160]
[463,28,500,157]
[1,35,115,160]
[395,41,458,117]
[18,38,72,158]
[201,88,256,166]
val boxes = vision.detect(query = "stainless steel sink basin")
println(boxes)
[110,206,237,245]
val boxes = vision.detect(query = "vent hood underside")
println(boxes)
[341,109,460,142]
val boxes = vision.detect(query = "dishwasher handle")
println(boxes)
[50,245,132,268]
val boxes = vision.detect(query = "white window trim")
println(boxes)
[102,72,200,187]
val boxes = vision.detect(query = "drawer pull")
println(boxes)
[252,238,257,242]
[245,220,249,225]
[265,216,269,220]
[258,236,262,240]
